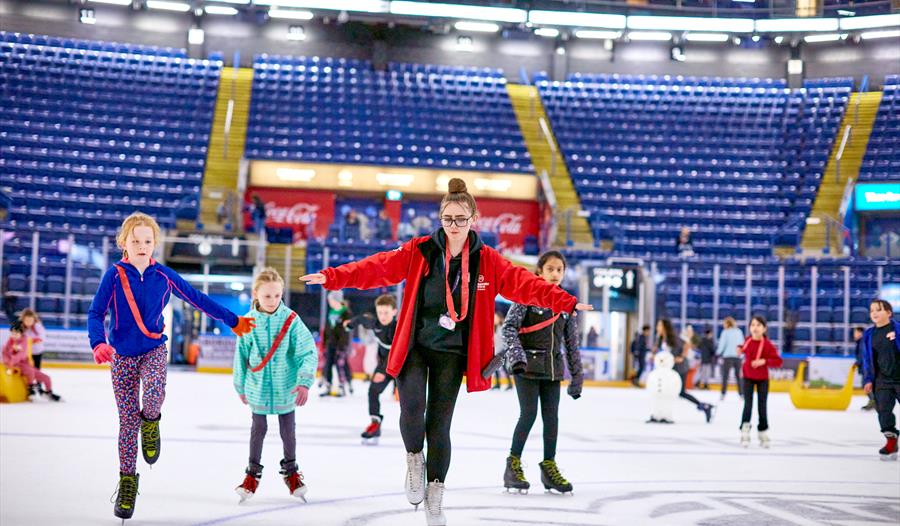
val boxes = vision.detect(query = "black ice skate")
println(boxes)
[700,403,716,423]
[112,472,140,523]
[503,455,529,494]
[140,412,161,465]
[539,459,573,495]
[361,415,382,445]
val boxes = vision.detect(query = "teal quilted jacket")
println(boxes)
[233,304,318,415]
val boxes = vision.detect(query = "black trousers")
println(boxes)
[32,354,42,370]
[875,384,900,435]
[510,375,561,460]
[721,357,743,396]
[741,378,769,431]
[368,374,393,417]
[396,346,466,482]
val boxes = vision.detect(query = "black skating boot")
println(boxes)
[112,472,140,521]
[539,459,573,494]
[503,455,529,493]
[140,412,161,465]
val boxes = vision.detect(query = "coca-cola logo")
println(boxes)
[265,202,320,225]
[478,213,524,235]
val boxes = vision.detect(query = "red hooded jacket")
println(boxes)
[320,235,578,392]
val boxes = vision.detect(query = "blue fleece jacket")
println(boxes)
[88,259,240,357]
[861,318,900,386]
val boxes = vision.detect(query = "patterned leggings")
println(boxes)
[111,345,167,474]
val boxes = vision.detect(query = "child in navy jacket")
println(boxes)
[860,299,900,461]
[88,212,255,521]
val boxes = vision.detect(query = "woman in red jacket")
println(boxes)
[738,315,783,449]
[301,178,592,526]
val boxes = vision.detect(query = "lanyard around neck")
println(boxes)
[444,237,470,323]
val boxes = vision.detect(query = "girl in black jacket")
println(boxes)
[502,251,583,494]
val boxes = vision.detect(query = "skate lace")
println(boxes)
[542,461,568,485]
[141,420,159,446]
[285,472,305,491]
[426,481,444,515]
[111,476,139,507]
[240,474,260,492]
[510,456,527,482]
[407,453,424,492]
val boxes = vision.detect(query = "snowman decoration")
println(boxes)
[646,351,682,423]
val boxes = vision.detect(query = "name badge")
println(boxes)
[439,314,456,331]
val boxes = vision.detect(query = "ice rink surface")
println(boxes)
[1,368,898,526]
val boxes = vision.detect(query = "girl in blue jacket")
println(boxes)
[88,212,255,521]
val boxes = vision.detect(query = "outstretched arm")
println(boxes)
[300,239,417,290]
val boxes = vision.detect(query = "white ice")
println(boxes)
[1,369,898,526]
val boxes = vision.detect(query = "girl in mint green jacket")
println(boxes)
[233,267,317,503]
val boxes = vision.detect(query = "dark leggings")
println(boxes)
[741,378,769,431]
[248,411,296,474]
[32,354,42,369]
[396,346,466,482]
[510,376,560,460]
[368,374,393,417]
[679,370,702,407]
[322,344,349,386]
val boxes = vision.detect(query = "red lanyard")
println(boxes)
[116,264,163,339]
[444,238,470,323]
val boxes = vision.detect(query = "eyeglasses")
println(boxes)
[440,216,472,228]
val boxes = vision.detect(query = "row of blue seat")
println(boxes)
[1,31,187,57]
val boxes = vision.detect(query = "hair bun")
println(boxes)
[448,178,467,194]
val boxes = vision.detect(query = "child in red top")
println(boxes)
[738,315,783,448]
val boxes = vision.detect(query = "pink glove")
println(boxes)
[93,343,115,364]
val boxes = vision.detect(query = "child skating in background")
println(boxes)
[738,316,783,448]
[502,251,583,495]
[19,308,46,371]
[344,293,398,444]
[320,290,353,397]
[87,212,256,521]
[2,320,60,401]
[234,267,318,501]
[860,299,900,461]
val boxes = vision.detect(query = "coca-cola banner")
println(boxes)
[475,198,539,252]
[246,187,335,238]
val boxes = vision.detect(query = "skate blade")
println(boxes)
[504,487,529,495]
[544,488,574,496]
[361,438,379,446]
[291,487,308,501]
[235,488,254,503]
[879,453,898,461]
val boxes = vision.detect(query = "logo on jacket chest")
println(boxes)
[476,274,490,292]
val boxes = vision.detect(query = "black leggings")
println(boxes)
[396,346,466,482]
[510,376,560,460]
[368,374,393,417]
[322,344,349,386]
[679,370,702,407]
[741,378,769,431]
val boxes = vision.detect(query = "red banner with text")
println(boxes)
[475,198,540,253]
